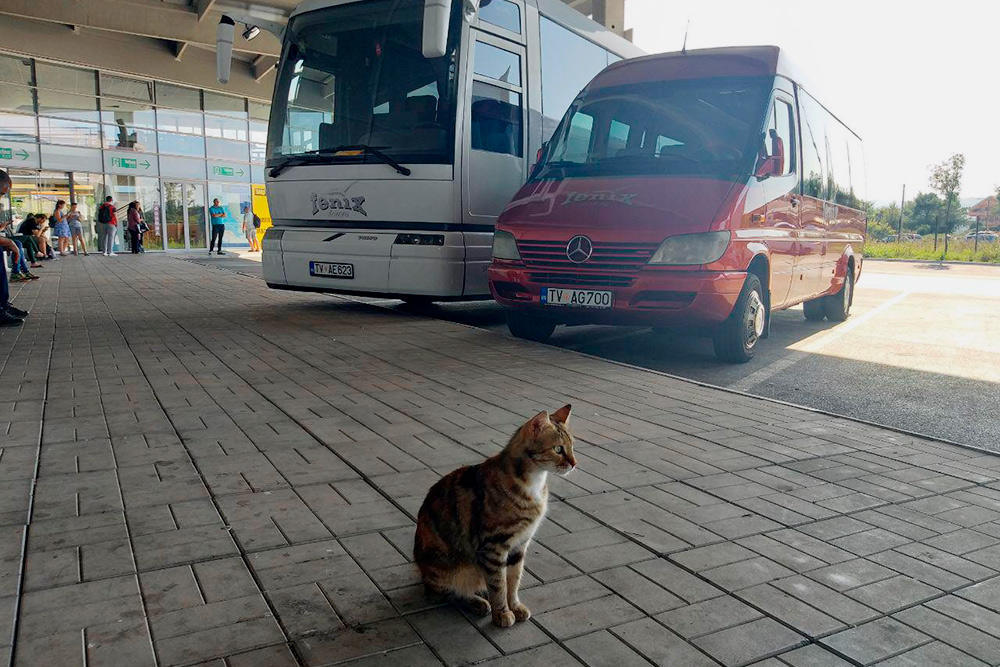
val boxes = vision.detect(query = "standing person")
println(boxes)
[0,171,29,326]
[242,204,260,252]
[208,198,227,256]
[66,202,88,256]
[98,196,118,257]
[127,201,143,254]
[52,200,71,256]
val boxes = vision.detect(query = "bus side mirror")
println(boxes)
[216,16,236,84]
[423,0,453,58]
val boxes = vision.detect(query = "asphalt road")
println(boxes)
[187,253,1000,452]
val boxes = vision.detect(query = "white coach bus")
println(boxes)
[217,0,641,301]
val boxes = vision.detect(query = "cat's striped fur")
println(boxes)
[414,405,576,627]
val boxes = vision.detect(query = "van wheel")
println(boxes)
[507,311,555,343]
[825,268,854,321]
[802,298,827,321]
[713,274,765,364]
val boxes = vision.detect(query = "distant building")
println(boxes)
[968,196,998,231]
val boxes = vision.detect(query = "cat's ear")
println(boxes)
[526,411,550,435]
[551,404,572,425]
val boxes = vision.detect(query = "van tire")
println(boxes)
[713,273,765,364]
[802,298,827,321]
[507,311,555,343]
[825,268,854,322]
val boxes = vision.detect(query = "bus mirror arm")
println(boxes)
[216,13,286,84]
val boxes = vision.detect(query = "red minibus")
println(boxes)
[488,46,866,362]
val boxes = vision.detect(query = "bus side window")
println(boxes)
[470,82,523,157]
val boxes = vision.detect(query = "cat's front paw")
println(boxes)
[492,609,515,628]
[511,602,531,621]
[465,596,491,617]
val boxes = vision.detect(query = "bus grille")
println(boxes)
[517,239,659,272]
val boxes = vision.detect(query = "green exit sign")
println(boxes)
[213,166,246,177]
[111,157,151,170]
[0,147,30,161]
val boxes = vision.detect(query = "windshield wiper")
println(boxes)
[268,145,412,178]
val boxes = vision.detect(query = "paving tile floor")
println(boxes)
[2,255,1000,667]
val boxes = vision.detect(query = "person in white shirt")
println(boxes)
[242,204,260,252]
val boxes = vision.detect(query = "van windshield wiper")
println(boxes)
[268,145,412,178]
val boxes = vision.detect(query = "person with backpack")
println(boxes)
[98,196,119,257]
[242,204,260,252]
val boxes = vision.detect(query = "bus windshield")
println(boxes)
[267,0,460,166]
[536,76,771,182]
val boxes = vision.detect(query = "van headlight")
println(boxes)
[648,231,731,265]
[492,230,521,261]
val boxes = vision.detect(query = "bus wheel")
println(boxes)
[507,311,555,343]
[802,298,827,321]
[713,273,764,364]
[825,268,854,322]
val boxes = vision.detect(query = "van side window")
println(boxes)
[551,111,594,163]
[774,100,796,175]
[798,92,825,199]
[608,119,630,155]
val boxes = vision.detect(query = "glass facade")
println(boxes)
[0,52,270,251]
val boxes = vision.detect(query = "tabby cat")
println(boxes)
[414,405,576,627]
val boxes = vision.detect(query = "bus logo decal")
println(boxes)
[311,192,368,217]
[566,236,594,263]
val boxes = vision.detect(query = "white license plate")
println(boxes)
[310,261,354,279]
[541,287,613,308]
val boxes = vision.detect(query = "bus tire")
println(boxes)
[802,298,827,321]
[507,311,555,343]
[713,273,765,364]
[825,267,854,322]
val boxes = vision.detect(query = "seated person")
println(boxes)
[18,214,52,260]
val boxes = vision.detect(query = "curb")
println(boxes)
[866,257,1000,267]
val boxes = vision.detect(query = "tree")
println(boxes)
[929,153,966,253]
[905,192,944,236]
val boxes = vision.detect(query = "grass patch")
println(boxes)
[866,238,1000,264]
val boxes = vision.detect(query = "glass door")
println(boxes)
[186,183,207,249]
[161,180,207,249]
[108,175,163,251]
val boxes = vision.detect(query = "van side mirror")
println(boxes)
[755,131,784,179]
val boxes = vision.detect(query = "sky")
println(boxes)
[624,0,999,204]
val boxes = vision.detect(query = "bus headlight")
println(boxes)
[492,230,521,261]
[648,231,731,266]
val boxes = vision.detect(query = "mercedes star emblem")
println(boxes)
[566,235,594,263]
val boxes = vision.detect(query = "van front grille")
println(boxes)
[518,239,658,272]
[526,272,635,288]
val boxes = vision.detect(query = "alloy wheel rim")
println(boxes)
[745,290,764,349]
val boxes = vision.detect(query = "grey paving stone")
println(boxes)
[847,575,942,614]
[701,556,795,592]
[736,584,844,638]
[631,558,724,604]
[874,641,989,666]
[408,607,500,666]
[591,566,685,615]
[657,595,762,639]
[476,643,584,667]
[534,594,644,640]
[771,643,856,666]
[564,630,655,667]
[806,558,898,592]
[609,617,718,666]
[894,605,1000,665]
[693,617,806,666]
[820,618,931,665]
[521,575,612,615]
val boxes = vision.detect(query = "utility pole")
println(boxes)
[897,184,905,241]
[974,209,980,252]
[943,195,953,257]
[934,211,940,252]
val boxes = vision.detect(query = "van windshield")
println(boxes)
[535,76,771,182]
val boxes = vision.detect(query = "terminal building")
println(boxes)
[0,0,626,251]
